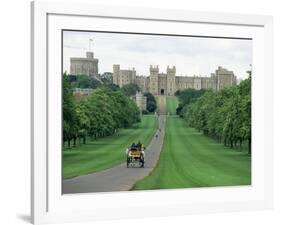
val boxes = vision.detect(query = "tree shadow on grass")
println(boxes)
[85,142,121,146]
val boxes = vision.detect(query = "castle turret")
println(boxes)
[135,91,147,111]
[86,51,94,58]
[149,65,159,95]
[113,64,120,85]
[215,66,236,91]
[167,66,176,96]
[132,67,136,83]
[167,66,176,75]
[149,65,159,75]
[70,50,98,77]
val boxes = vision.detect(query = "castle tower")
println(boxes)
[86,51,94,58]
[149,65,159,95]
[132,67,136,83]
[215,66,236,91]
[135,91,147,111]
[70,50,99,77]
[113,64,120,86]
[167,66,176,96]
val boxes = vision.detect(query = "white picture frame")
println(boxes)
[31,1,273,224]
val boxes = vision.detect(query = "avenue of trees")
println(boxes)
[178,77,251,154]
[63,74,141,148]
[175,89,206,117]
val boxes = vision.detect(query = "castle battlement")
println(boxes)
[149,65,159,75]
[112,64,237,95]
[70,51,99,77]
[167,66,176,75]
[167,65,176,70]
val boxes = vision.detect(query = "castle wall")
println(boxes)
[175,77,194,90]
[112,65,136,88]
[167,66,176,96]
[216,66,236,90]
[158,74,167,95]
[149,65,159,95]
[70,51,99,77]
[135,92,147,111]
[112,64,237,95]
[201,77,214,90]
[113,64,120,85]
[136,76,149,93]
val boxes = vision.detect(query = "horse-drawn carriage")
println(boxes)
[126,145,145,168]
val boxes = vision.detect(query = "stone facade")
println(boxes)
[213,66,237,90]
[113,65,237,95]
[70,51,99,77]
[113,65,136,88]
[135,91,147,111]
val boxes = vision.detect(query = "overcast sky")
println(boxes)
[63,31,252,80]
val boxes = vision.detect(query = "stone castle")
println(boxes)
[113,64,237,95]
[69,49,237,96]
[70,51,99,78]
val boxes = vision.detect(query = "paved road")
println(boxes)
[63,96,166,194]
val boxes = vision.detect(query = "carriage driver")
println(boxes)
[125,141,145,159]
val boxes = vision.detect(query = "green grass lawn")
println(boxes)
[166,96,178,115]
[133,116,251,190]
[63,115,158,179]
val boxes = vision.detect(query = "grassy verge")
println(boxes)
[166,96,178,115]
[63,115,158,179]
[133,116,251,190]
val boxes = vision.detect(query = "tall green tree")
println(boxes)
[144,92,157,113]
[121,83,140,96]
[176,89,206,117]
[63,75,141,149]
[63,73,77,148]
[183,77,251,154]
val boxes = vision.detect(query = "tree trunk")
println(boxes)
[234,140,237,149]
[73,137,76,147]
[67,139,71,149]
[83,136,86,144]
[239,139,242,151]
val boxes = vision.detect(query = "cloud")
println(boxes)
[63,31,252,79]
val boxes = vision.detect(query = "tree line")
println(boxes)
[175,89,207,117]
[63,74,141,149]
[177,76,251,154]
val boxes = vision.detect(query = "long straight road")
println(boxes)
[63,96,166,194]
